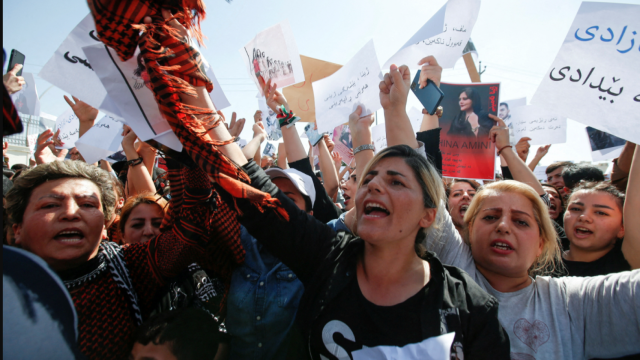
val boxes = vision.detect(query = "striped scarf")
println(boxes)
[86,0,288,220]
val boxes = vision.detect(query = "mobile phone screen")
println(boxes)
[410,70,444,115]
[7,49,25,77]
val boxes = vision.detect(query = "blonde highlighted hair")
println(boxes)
[358,145,445,256]
[462,180,563,276]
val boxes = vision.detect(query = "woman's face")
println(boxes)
[13,178,106,271]
[459,92,472,112]
[342,173,357,210]
[355,157,436,246]
[123,203,164,244]
[544,187,562,220]
[563,190,624,253]
[448,182,476,229]
[468,192,543,279]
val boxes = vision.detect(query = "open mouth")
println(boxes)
[550,203,557,212]
[574,227,593,236]
[343,194,351,205]
[490,240,514,252]
[460,204,469,217]
[54,229,85,243]
[364,202,390,217]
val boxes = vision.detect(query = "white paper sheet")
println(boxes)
[533,165,548,181]
[371,123,388,154]
[531,2,640,145]
[202,58,231,110]
[384,0,481,69]
[54,109,80,150]
[38,13,106,109]
[499,97,527,145]
[241,20,305,95]
[75,115,124,164]
[11,73,40,116]
[314,40,383,134]
[83,44,182,152]
[352,332,455,360]
[509,105,567,145]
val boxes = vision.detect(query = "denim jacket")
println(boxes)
[226,226,304,360]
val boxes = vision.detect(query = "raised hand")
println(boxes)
[515,137,532,162]
[488,114,510,150]
[64,95,99,124]
[323,134,335,153]
[331,151,342,166]
[253,110,263,123]
[348,106,375,149]
[536,144,552,158]
[225,111,246,137]
[417,56,443,88]
[379,64,411,112]
[35,129,68,164]
[121,125,138,150]
[252,121,267,141]
[263,78,289,113]
[3,64,25,94]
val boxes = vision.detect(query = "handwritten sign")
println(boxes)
[75,115,125,164]
[83,44,182,152]
[38,13,107,109]
[508,105,567,145]
[384,0,481,69]
[332,124,354,165]
[531,2,640,145]
[11,73,41,116]
[241,20,305,95]
[371,124,388,154]
[54,109,80,150]
[282,55,343,123]
[313,40,383,134]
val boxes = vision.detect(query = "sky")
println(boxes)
[3,0,639,165]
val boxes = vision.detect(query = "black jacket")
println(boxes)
[231,160,510,359]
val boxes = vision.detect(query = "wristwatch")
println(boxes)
[353,144,375,156]
[422,106,444,118]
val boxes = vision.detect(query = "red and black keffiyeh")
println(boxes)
[3,83,22,136]
[86,0,288,220]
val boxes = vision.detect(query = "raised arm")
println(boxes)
[318,134,339,200]
[242,122,267,160]
[491,116,545,196]
[277,142,288,169]
[380,63,419,149]
[122,125,156,197]
[622,144,639,269]
[528,144,551,171]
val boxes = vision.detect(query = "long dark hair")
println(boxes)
[448,88,494,136]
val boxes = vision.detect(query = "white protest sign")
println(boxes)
[39,13,106,109]
[11,73,40,116]
[499,97,526,145]
[54,109,80,150]
[509,105,567,145]
[314,40,383,134]
[75,115,125,164]
[533,166,548,182]
[258,97,283,142]
[531,2,640,144]
[27,134,38,155]
[384,0,481,69]
[352,332,454,360]
[371,124,387,154]
[83,44,182,152]
[241,20,305,95]
[202,58,231,110]
[586,126,626,161]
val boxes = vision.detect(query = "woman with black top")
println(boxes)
[447,87,495,138]
[209,58,510,359]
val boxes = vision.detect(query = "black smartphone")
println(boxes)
[410,70,444,115]
[7,49,25,76]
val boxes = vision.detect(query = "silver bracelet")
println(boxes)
[353,144,375,156]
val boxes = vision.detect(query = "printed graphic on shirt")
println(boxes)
[320,320,456,360]
[513,318,550,353]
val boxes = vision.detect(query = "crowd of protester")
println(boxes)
[2,6,639,360]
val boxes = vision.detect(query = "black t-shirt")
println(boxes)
[561,240,631,277]
[288,158,342,223]
[309,278,426,360]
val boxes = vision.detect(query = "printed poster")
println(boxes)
[332,124,354,166]
[586,126,626,161]
[439,82,500,180]
[11,73,40,116]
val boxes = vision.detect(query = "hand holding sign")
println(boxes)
[515,137,532,162]
[264,79,290,113]
[379,64,411,113]
[489,114,510,150]
[349,105,375,149]
[417,56,443,88]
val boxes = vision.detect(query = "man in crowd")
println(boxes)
[546,160,573,196]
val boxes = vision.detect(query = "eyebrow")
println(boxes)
[594,204,615,210]
[482,207,533,219]
[365,170,406,178]
[36,194,99,201]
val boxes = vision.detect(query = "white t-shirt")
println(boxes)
[426,208,640,360]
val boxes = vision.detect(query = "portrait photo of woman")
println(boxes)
[447,87,495,138]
